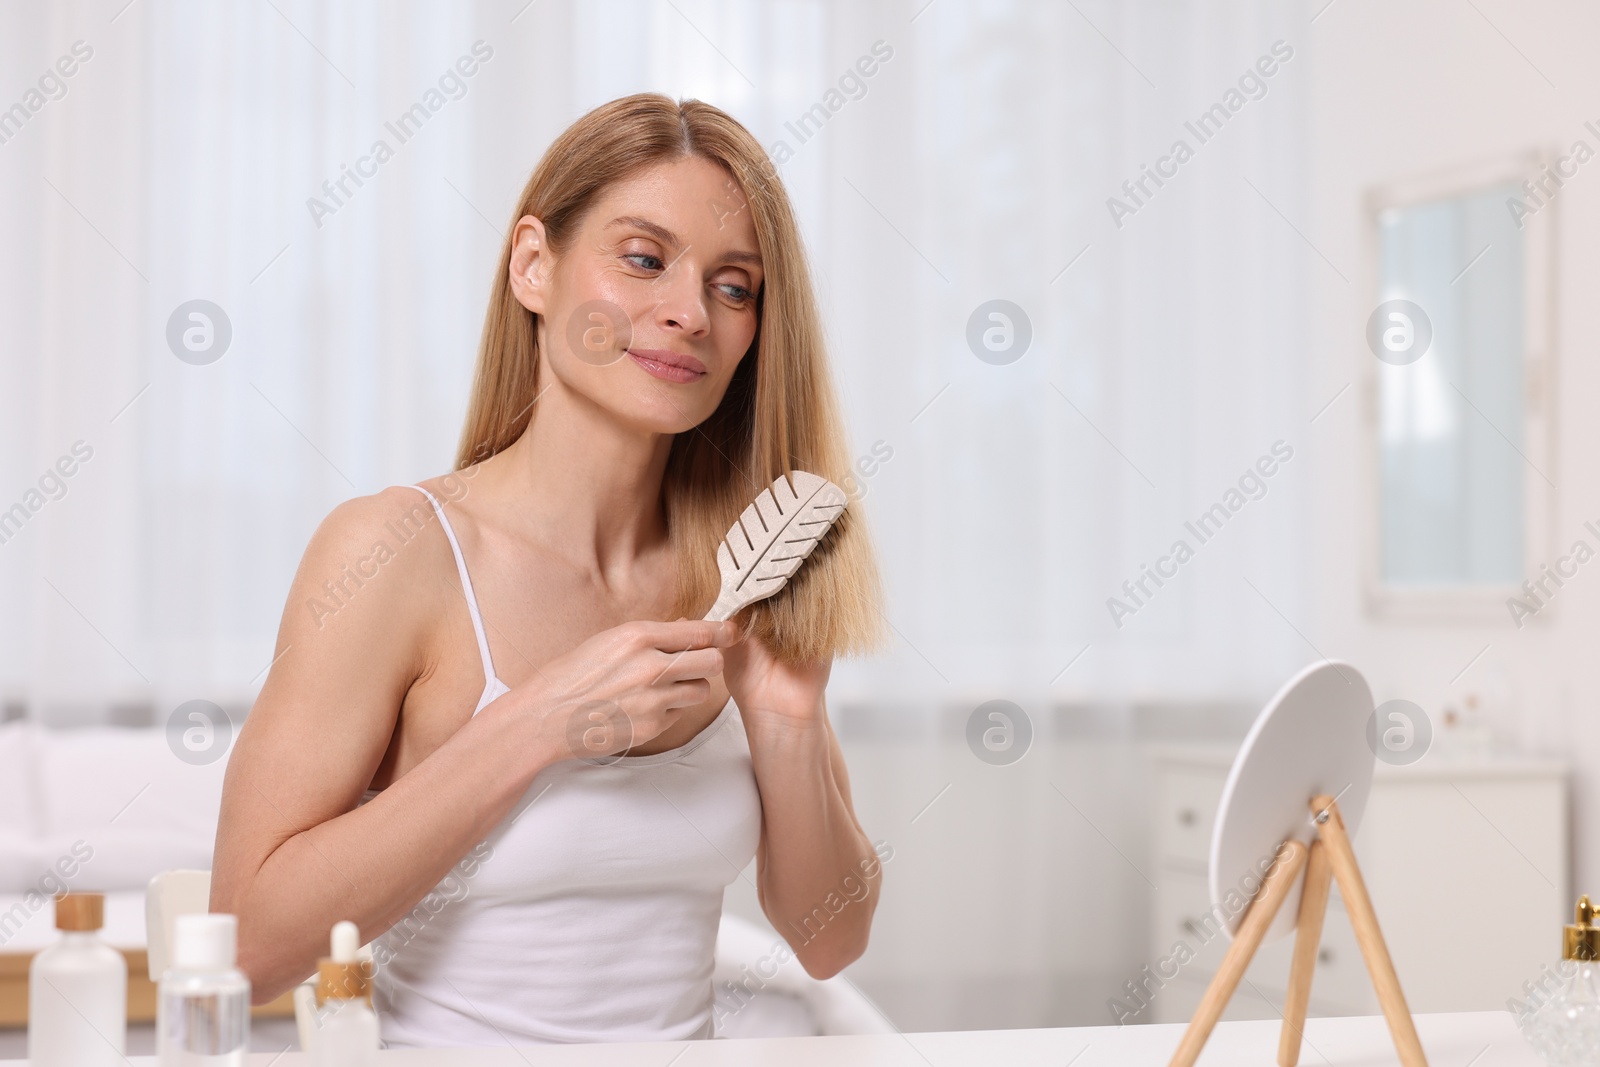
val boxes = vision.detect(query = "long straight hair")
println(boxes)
[456,94,884,664]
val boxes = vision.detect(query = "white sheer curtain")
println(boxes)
[0,0,1310,725]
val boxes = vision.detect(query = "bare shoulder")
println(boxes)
[406,467,500,553]
[314,484,452,557]
[218,486,467,884]
[279,485,459,649]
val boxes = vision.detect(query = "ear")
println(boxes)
[507,215,552,315]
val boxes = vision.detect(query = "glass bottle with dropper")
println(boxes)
[310,920,379,1065]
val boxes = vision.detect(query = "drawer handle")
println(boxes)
[1318,948,1334,965]
[1178,808,1197,827]
[1181,919,1200,936]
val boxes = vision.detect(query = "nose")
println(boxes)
[646,257,710,337]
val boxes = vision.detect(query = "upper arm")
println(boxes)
[210,488,445,906]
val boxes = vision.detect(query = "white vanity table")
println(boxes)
[0,1011,1538,1065]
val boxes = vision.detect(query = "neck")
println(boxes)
[485,371,674,575]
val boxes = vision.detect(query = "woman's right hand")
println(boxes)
[520,618,741,761]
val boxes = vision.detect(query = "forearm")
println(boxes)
[220,693,558,1001]
[746,711,880,977]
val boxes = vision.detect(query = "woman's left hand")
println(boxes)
[720,623,831,726]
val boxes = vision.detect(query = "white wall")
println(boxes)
[726,2,1600,1033]
[1305,0,1599,895]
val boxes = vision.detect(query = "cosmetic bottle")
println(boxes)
[1519,894,1600,1064]
[28,891,127,1067]
[308,920,379,1065]
[158,913,250,1066]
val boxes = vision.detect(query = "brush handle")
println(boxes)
[703,590,743,623]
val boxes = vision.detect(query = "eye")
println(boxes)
[715,282,754,304]
[623,252,664,272]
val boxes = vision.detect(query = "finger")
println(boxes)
[658,677,711,711]
[651,646,724,685]
[636,618,739,652]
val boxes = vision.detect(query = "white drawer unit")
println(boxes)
[1143,744,1569,1022]
[1155,768,1224,868]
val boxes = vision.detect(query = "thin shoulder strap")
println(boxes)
[406,485,498,685]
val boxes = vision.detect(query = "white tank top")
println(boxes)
[366,485,763,1048]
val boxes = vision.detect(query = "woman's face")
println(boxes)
[509,155,764,436]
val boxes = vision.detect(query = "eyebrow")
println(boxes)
[606,215,763,269]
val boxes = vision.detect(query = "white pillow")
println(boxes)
[0,723,46,895]
[0,831,46,896]
[31,828,213,893]
[33,726,227,842]
[0,721,41,834]
[28,726,227,892]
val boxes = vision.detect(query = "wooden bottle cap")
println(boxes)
[316,959,373,1005]
[54,892,104,932]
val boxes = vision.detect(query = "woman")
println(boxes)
[210,93,886,1047]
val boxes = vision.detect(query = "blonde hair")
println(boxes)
[456,93,884,664]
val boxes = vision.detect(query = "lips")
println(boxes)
[626,347,707,384]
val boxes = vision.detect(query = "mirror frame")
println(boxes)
[1359,151,1558,623]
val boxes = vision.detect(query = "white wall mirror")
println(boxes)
[1362,155,1556,620]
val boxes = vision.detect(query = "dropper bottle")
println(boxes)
[309,920,379,1065]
